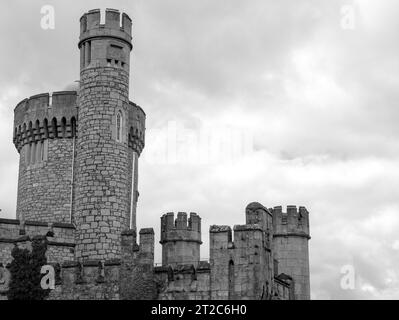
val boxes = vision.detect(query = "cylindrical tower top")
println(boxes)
[78,9,132,70]
[160,212,202,267]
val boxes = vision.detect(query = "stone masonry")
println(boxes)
[0,8,311,300]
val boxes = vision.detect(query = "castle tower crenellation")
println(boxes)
[273,205,310,236]
[160,212,202,267]
[79,8,132,71]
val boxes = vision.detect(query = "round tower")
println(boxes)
[73,9,145,261]
[160,212,202,267]
[272,205,311,300]
[13,91,78,223]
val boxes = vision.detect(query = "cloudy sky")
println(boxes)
[1,0,399,299]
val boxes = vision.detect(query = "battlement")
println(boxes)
[272,205,310,239]
[79,9,132,51]
[160,213,202,267]
[13,91,78,151]
[154,262,211,300]
[0,218,75,244]
[160,212,202,242]
[59,259,121,286]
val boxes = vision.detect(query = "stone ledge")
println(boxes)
[159,238,202,245]
[197,261,210,271]
[0,218,20,225]
[154,266,172,273]
[173,264,195,274]
[121,229,136,237]
[25,220,49,227]
[47,241,75,248]
[139,228,154,235]
[0,238,15,244]
[104,259,121,266]
[82,260,102,267]
[273,232,311,240]
[62,261,79,268]
[52,222,75,229]
[233,224,263,232]
[209,225,231,233]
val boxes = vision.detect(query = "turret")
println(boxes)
[272,205,310,300]
[13,91,78,223]
[73,9,145,261]
[160,212,202,267]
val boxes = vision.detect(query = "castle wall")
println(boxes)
[156,264,211,300]
[17,139,74,223]
[209,226,231,299]
[0,218,76,266]
[273,277,293,300]
[48,260,121,300]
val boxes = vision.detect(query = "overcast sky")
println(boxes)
[1,0,399,299]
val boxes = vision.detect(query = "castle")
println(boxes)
[0,9,310,300]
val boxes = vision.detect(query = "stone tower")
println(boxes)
[160,212,202,267]
[13,91,78,223]
[272,205,311,300]
[73,9,145,261]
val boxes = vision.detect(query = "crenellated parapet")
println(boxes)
[46,259,122,299]
[79,9,132,48]
[160,212,202,267]
[13,91,78,152]
[160,212,201,244]
[0,218,76,265]
[272,205,310,239]
[79,9,132,70]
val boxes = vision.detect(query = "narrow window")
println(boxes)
[36,140,41,163]
[40,141,45,161]
[31,142,36,164]
[71,117,76,138]
[28,121,33,143]
[116,111,122,142]
[35,120,40,141]
[52,118,58,138]
[228,260,235,299]
[25,144,31,164]
[61,117,67,138]
[87,41,91,65]
[44,119,49,138]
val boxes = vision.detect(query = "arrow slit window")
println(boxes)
[116,111,122,142]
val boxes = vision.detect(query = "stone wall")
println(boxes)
[156,262,211,300]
